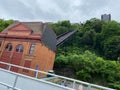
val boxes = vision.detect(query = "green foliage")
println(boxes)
[101,21,120,39]
[54,55,68,68]
[0,19,13,32]
[83,18,104,33]
[97,21,120,60]
[81,29,96,46]
[49,20,77,35]
[103,36,120,60]
[54,50,120,89]
[109,82,120,89]
[76,70,91,81]
[51,18,120,89]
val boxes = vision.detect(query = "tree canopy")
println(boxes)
[0,19,13,32]
[50,19,120,60]
[50,19,120,89]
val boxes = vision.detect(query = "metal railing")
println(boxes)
[56,30,77,46]
[0,62,74,90]
[0,82,21,90]
[0,61,116,90]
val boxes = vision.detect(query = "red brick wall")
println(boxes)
[0,38,55,77]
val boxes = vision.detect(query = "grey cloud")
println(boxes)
[52,0,73,12]
[0,0,120,22]
[0,0,36,19]
[79,0,110,15]
[0,0,62,21]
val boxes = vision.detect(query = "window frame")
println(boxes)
[29,43,35,55]
[5,43,12,51]
[15,44,24,53]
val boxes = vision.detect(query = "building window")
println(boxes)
[15,44,24,53]
[29,43,35,54]
[5,43,12,51]
[0,40,2,47]
[23,60,31,73]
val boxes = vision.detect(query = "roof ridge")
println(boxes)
[2,21,20,33]
[21,21,43,23]
[1,21,54,37]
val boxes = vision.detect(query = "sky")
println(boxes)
[0,0,120,23]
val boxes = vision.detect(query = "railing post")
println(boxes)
[6,86,10,90]
[87,84,91,90]
[8,64,11,71]
[35,70,39,78]
[72,80,76,89]
[13,75,18,90]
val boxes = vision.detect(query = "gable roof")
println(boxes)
[2,21,48,35]
[22,22,47,35]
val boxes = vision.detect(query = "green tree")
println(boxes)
[81,29,96,47]
[50,20,73,35]
[101,21,120,39]
[103,36,120,60]
[0,19,13,32]
[83,18,104,33]
[98,21,120,60]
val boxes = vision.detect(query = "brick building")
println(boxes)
[0,21,57,77]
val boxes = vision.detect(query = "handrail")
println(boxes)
[0,61,116,90]
[0,82,21,90]
[56,31,71,39]
[56,30,77,46]
[0,65,74,90]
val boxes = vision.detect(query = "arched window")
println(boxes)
[15,44,24,53]
[5,43,12,51]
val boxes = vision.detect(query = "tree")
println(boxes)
[101,21,120,39]
[54,50,120,89]
[103,36,120,60]
[97,21,120,60]
[81,29,96,47]
[0,19,13,32]
[83,18,104,33]
[50,20,73,35]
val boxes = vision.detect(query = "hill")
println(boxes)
[50,19,120,89]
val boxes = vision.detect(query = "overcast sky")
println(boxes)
[0,0,120,23]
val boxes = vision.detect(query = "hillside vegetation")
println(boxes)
[50,19,120,89]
